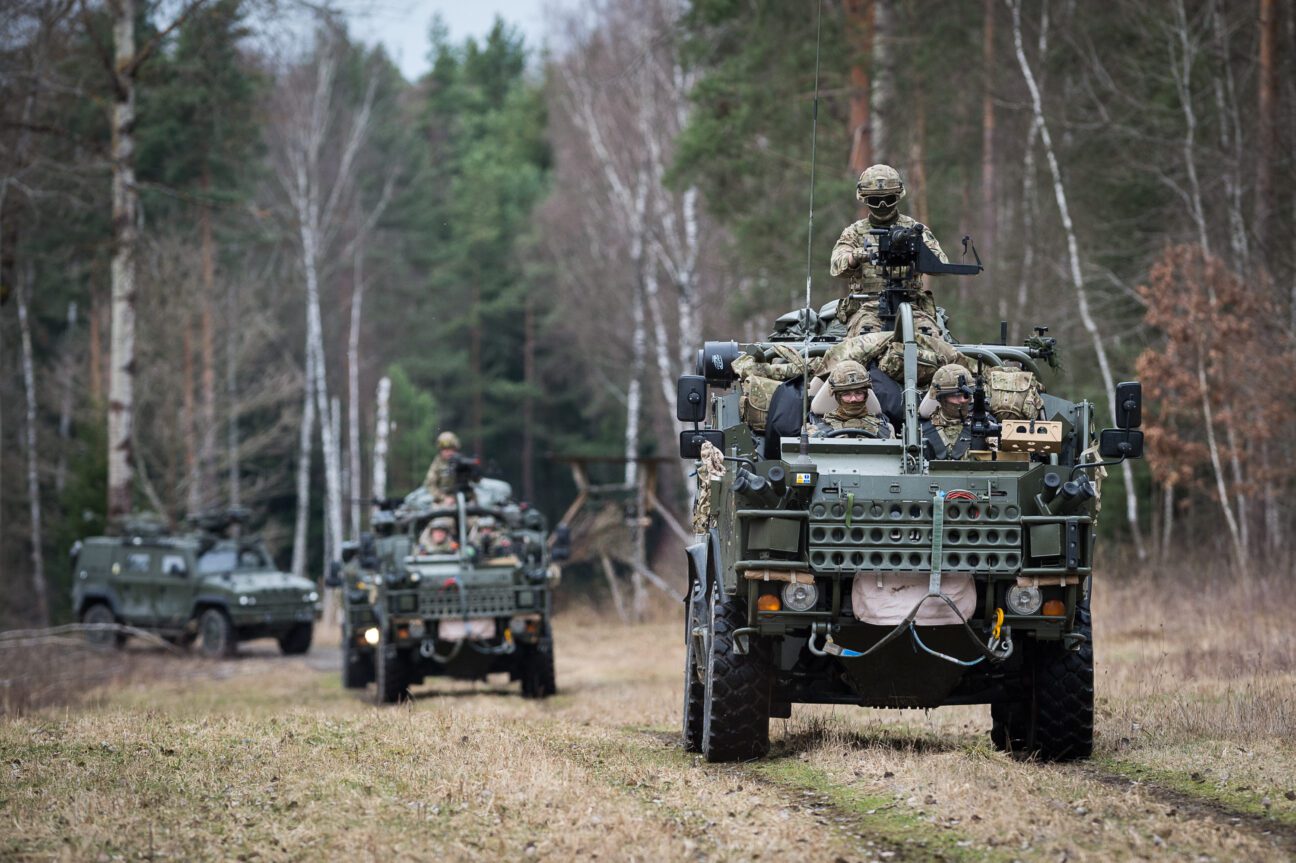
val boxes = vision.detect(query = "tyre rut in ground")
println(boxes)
[701,583,771,763]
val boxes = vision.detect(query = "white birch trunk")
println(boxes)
[1010,0,1145,559]
[1197,355,1246,568]
[372,375,391,504]
[107,0,138,520]
[624,286,646,487]
[18,268,48,626]
[347,246,364,539]
[55,302,77,495]
[290,348,315,582]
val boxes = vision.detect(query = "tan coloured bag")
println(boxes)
[985,367,1045,420]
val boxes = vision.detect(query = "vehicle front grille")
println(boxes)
[807,498,1022,575]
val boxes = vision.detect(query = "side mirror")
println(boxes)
[695,341,741,387]
[676,375,708,422]
[1115,381,1142,429]
[340,540,359,563]
[680,429,726,460]
[1098,428,1144,460]
[550,524,572,563]
[324,560,343,588]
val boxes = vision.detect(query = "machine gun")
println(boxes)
[965,366,1001,452]
[450,452,483,492]
[866,224,983,331]
[188,506,251,538]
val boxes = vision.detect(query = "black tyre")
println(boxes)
[197,608,237,659]
[82,603,124,648]
[373,638,410,704]
[343,645,374,689]
[278,622,313,656]
[991,600,1094,761]
[681,578,706,753]
[700,582,772,763]
[520,639,557,699]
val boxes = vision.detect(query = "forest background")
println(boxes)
[1,0,1293,627]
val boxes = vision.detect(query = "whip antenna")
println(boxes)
[799,0,824,459]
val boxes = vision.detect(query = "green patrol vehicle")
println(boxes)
[71,510,319,658]
[677,225,1145,762]
[329,469,561,703]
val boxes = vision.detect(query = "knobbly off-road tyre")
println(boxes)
[373,641,411,704]
[277,622,313,656]
[700,582,772,763]
[197,608,237,659]
[520,640,557,699]
[991,600,1094,762]
[82,603,125,648]
[681,580,706,753]
[343,645,374,689]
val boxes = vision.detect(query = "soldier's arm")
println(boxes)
[922,226,949,264]
[830,225,863,277]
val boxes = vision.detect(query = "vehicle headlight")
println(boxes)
[1006,585,1043,615]
[238,595,257,606]
[781,580,819,612]
[304,591,319,603]
[409,572,421,583]
[363,627,380,646]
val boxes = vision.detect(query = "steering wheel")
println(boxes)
[823,427,881,438]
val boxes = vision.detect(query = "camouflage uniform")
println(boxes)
[419,517,458,554]
[830,164,949,335]
[424,431,461,498]
[921,364,977,460]
[807,361,892,438]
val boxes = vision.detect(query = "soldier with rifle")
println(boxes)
[919,363,1002,461]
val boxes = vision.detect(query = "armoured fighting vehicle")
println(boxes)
[677,225,1145,762]
[329,465,560,703]
[71,510,319,657]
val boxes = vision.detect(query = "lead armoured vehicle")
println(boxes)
[71,510,319,657]
[678,226,1145,762]
[330,466,560,703]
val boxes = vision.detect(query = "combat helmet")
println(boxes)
[928,363,974,399]
[828,360,872,393]
[436,431,460,450]
[430,516,454,531]
[856,164,906,202]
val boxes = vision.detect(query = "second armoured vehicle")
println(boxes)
[330,467,561,703]
[677,226,1145,762]
[71,510,319,657]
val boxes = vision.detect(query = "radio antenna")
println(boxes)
[799,0,824,459]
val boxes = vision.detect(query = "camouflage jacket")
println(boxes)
[922,413,972,460]
[829,214,948,334]
[424,455,455,496]
[807,411,891,438]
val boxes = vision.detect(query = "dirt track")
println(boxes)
[3,599,1296,862]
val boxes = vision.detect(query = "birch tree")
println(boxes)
[1009,0,1145,558]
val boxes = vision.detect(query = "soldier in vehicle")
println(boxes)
[920,363,987,460]
[469,515,514,558]
[424,431,462,502]
[807,361,893,438]
[829,164,949,335]
[417,516,458,554]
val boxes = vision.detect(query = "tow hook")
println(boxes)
[732,626,757,655]
[1062,631,1088,652]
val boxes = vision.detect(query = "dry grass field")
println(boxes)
[3,572,1295,862]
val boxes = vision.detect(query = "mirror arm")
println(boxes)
[1070,457,1125,480]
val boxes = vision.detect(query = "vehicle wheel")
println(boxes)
[520,639,557,699]
[681,578,706,753]
[991,600,1094,761]
[82,603,124,648]
[373,638,410,704]
[278,622,313,656]
[197,608,237,659]
[343,645,374,689]
[700,581,772,763]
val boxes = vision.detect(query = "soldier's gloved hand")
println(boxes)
[845,251,861,268]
